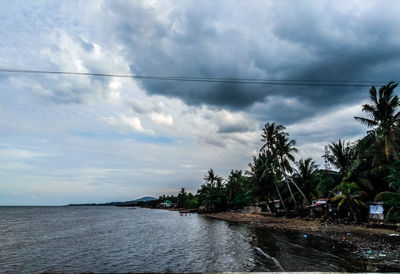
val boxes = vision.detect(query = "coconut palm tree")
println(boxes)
[260,122,309,211]
[292,158,319,204]
[226,169,243,207]
[177,187,188,208]
[199,169,225,210]
[332,181,367,223]
[354,82,400,160]
[247,153,278,204]
[275,134,299,209]
[204,168,221,187]
[259,123,292,211]
[260,122,287,153]
[324,139,354,175]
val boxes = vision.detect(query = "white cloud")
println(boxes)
[103,114,155,135]
[0,148,50,159]
[149,112,174,126]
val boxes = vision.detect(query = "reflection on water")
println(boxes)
[0,206,365,272]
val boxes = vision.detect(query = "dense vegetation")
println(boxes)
[148,83,400,224]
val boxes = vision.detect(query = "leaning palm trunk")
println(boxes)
[288,179,310,205]
[389,131,399,160]
[274,181,287,213]
[288,179,312,215]
[348,199,358,223]
[285,179,297,210]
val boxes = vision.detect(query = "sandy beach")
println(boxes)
[204,211,400,271]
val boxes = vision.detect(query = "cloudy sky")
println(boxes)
[1,0,399,205]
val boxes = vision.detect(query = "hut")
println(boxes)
[160,200,172,208]
[369,201,384,221]
[311,198,329,217]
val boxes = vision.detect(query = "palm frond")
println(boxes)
[375,191,400,202]
[354,116,379,127]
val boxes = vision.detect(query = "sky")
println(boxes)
[1,0,400,205]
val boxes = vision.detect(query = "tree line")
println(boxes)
[145,82,400,224]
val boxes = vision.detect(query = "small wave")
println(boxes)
[255,247,285,271]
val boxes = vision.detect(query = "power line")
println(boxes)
[0,67,394,87]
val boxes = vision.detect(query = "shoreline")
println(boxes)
[203,211,400,271]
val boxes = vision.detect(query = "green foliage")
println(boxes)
[354,82,400,160]
[186,194,199,209]
[387,154,400,192]
[197,169,226,211]
[332,181,367,223]
[324,139,355,175]
[315,170,341,197]
[177,187,188,208]
[375,191,400,223]
[292,158,319,204]
[375,191,400,202]
[384,207,400,224]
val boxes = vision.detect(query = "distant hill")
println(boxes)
[115,196,157,207]
[68,196,157,207]
[134,196,157,202]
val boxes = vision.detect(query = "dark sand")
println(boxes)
[204,212,400,271]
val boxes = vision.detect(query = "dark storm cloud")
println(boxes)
[103,0,400,125]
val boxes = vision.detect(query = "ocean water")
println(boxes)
[0,206,363,272]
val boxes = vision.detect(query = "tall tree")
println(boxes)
[292,158,319,204]
[247,153,276,204]
[276,134,299,209]
[204,168,221,187]
[177,187,188,208]
[226,169,243,207]
[324,139,354,175]
[259,123,291,211]
[332,181,367,223]
[261,122,287,153]
[199,169,225,211]
[259,122,308,211]
[354,82,400,160]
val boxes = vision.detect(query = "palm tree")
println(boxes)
[200,169,225,211]
[260,122,287,153]
[260,122,309,211]
[247,153,277,204]
[332,181,367,223]
[324,139,354,175]
[292,158,319,205]
[275,134,299,209]
[177,187,188,208]
[226,169,243,207]
[204,168,221,187]
[259,123,292,211]
[354,82,400,160]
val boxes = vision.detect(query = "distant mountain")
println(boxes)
[115,196,157,207]
[68,196,157,207]
[133,196,157,202]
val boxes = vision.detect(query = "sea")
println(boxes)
[0,206,368,272]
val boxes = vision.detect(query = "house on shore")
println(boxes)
[369,201,385,221]
[159,200,172,208]
[311,198,331,217]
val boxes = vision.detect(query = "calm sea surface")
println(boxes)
[0,206,365,272]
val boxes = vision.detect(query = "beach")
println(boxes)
[205,211,400,271]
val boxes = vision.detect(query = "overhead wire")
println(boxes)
[0,67,395,87]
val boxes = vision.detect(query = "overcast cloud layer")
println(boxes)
[1,0,399,205]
